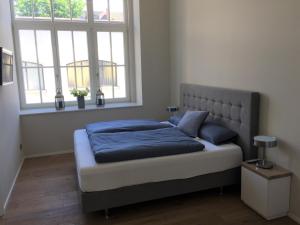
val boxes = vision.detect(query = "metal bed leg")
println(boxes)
[104,209,110,219]
[219,186,224,196]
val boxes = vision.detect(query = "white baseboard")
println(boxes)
[289,213,300,224]
[3,157,25,214]
[25,149,73,159]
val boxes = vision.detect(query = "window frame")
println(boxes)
[11,0,135,109]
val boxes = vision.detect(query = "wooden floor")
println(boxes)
[0,154,297,225]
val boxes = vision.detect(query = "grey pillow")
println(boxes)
[178,111,209,137]
[168,114,183,126]
[199,122,238,145]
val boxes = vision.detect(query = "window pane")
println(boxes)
[61,67,75,101]
[23,67,41,91]
[58,30,90,100]
[14,0,33,19]
[114,66,126,98]
[61,67,91,101]
[53,0,71,20]
[58,31,89,66]
[99,64,116,85]
[33,0,51,20]
[58,31,73,66]
[66,66,90,89]
[19,30,37,64]
[19,29,56,104]
[98,32,112,98]
[76,67,90,88]
[36,30,53,67]
[111,32,125,65]
[71,0,87,21]
[93,0,108,22]
[97,31,127,99]
[60,67,76,101]
[99,67,113,99]
[41,68,56,103]
[93,0,124,22]
[110,0,124,22]
[23,67,55,104]
[97,32,111,62]
[73,31,88,62]
[23,68,41,104]
[61,67,74,101]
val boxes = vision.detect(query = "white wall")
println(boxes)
[170,0,300,222]
[21,0,170,157]
[0,0,23,216]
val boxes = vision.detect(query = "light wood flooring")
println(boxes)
[0,153,298,225]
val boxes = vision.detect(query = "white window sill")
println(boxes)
[20,102,143,116]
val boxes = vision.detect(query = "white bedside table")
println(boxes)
[241,162,292,220]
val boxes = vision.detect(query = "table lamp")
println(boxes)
[254,136,277,169]
[166,106,179,116]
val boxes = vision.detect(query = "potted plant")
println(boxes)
[70,88,89,109]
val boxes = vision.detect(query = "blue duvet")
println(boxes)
[85,119,172,136]
[89,127,205,163]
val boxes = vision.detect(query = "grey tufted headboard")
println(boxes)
[180,83,260,161]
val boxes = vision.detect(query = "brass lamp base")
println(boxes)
[256,160,274,169]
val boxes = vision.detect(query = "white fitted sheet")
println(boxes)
[74,129,243,192]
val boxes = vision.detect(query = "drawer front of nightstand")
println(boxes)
[241,167,268,216]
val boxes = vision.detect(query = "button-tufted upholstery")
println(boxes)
[180,84,260,160]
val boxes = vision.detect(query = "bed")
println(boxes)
[73,84,260,213]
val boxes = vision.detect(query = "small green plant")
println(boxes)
[70,88,89,97]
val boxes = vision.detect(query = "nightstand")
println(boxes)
[241,162,292,220]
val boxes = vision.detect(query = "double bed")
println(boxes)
[73,84,260,214]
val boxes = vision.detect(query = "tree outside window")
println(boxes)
[15,0,86,19]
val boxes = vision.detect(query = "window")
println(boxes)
[12,0,134,108]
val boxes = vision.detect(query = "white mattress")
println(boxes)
[74,129,243,192]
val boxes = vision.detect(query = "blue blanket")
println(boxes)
[85,119,172,136]
[89,127,205,163]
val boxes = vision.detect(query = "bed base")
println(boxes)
[80,167,240,214]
